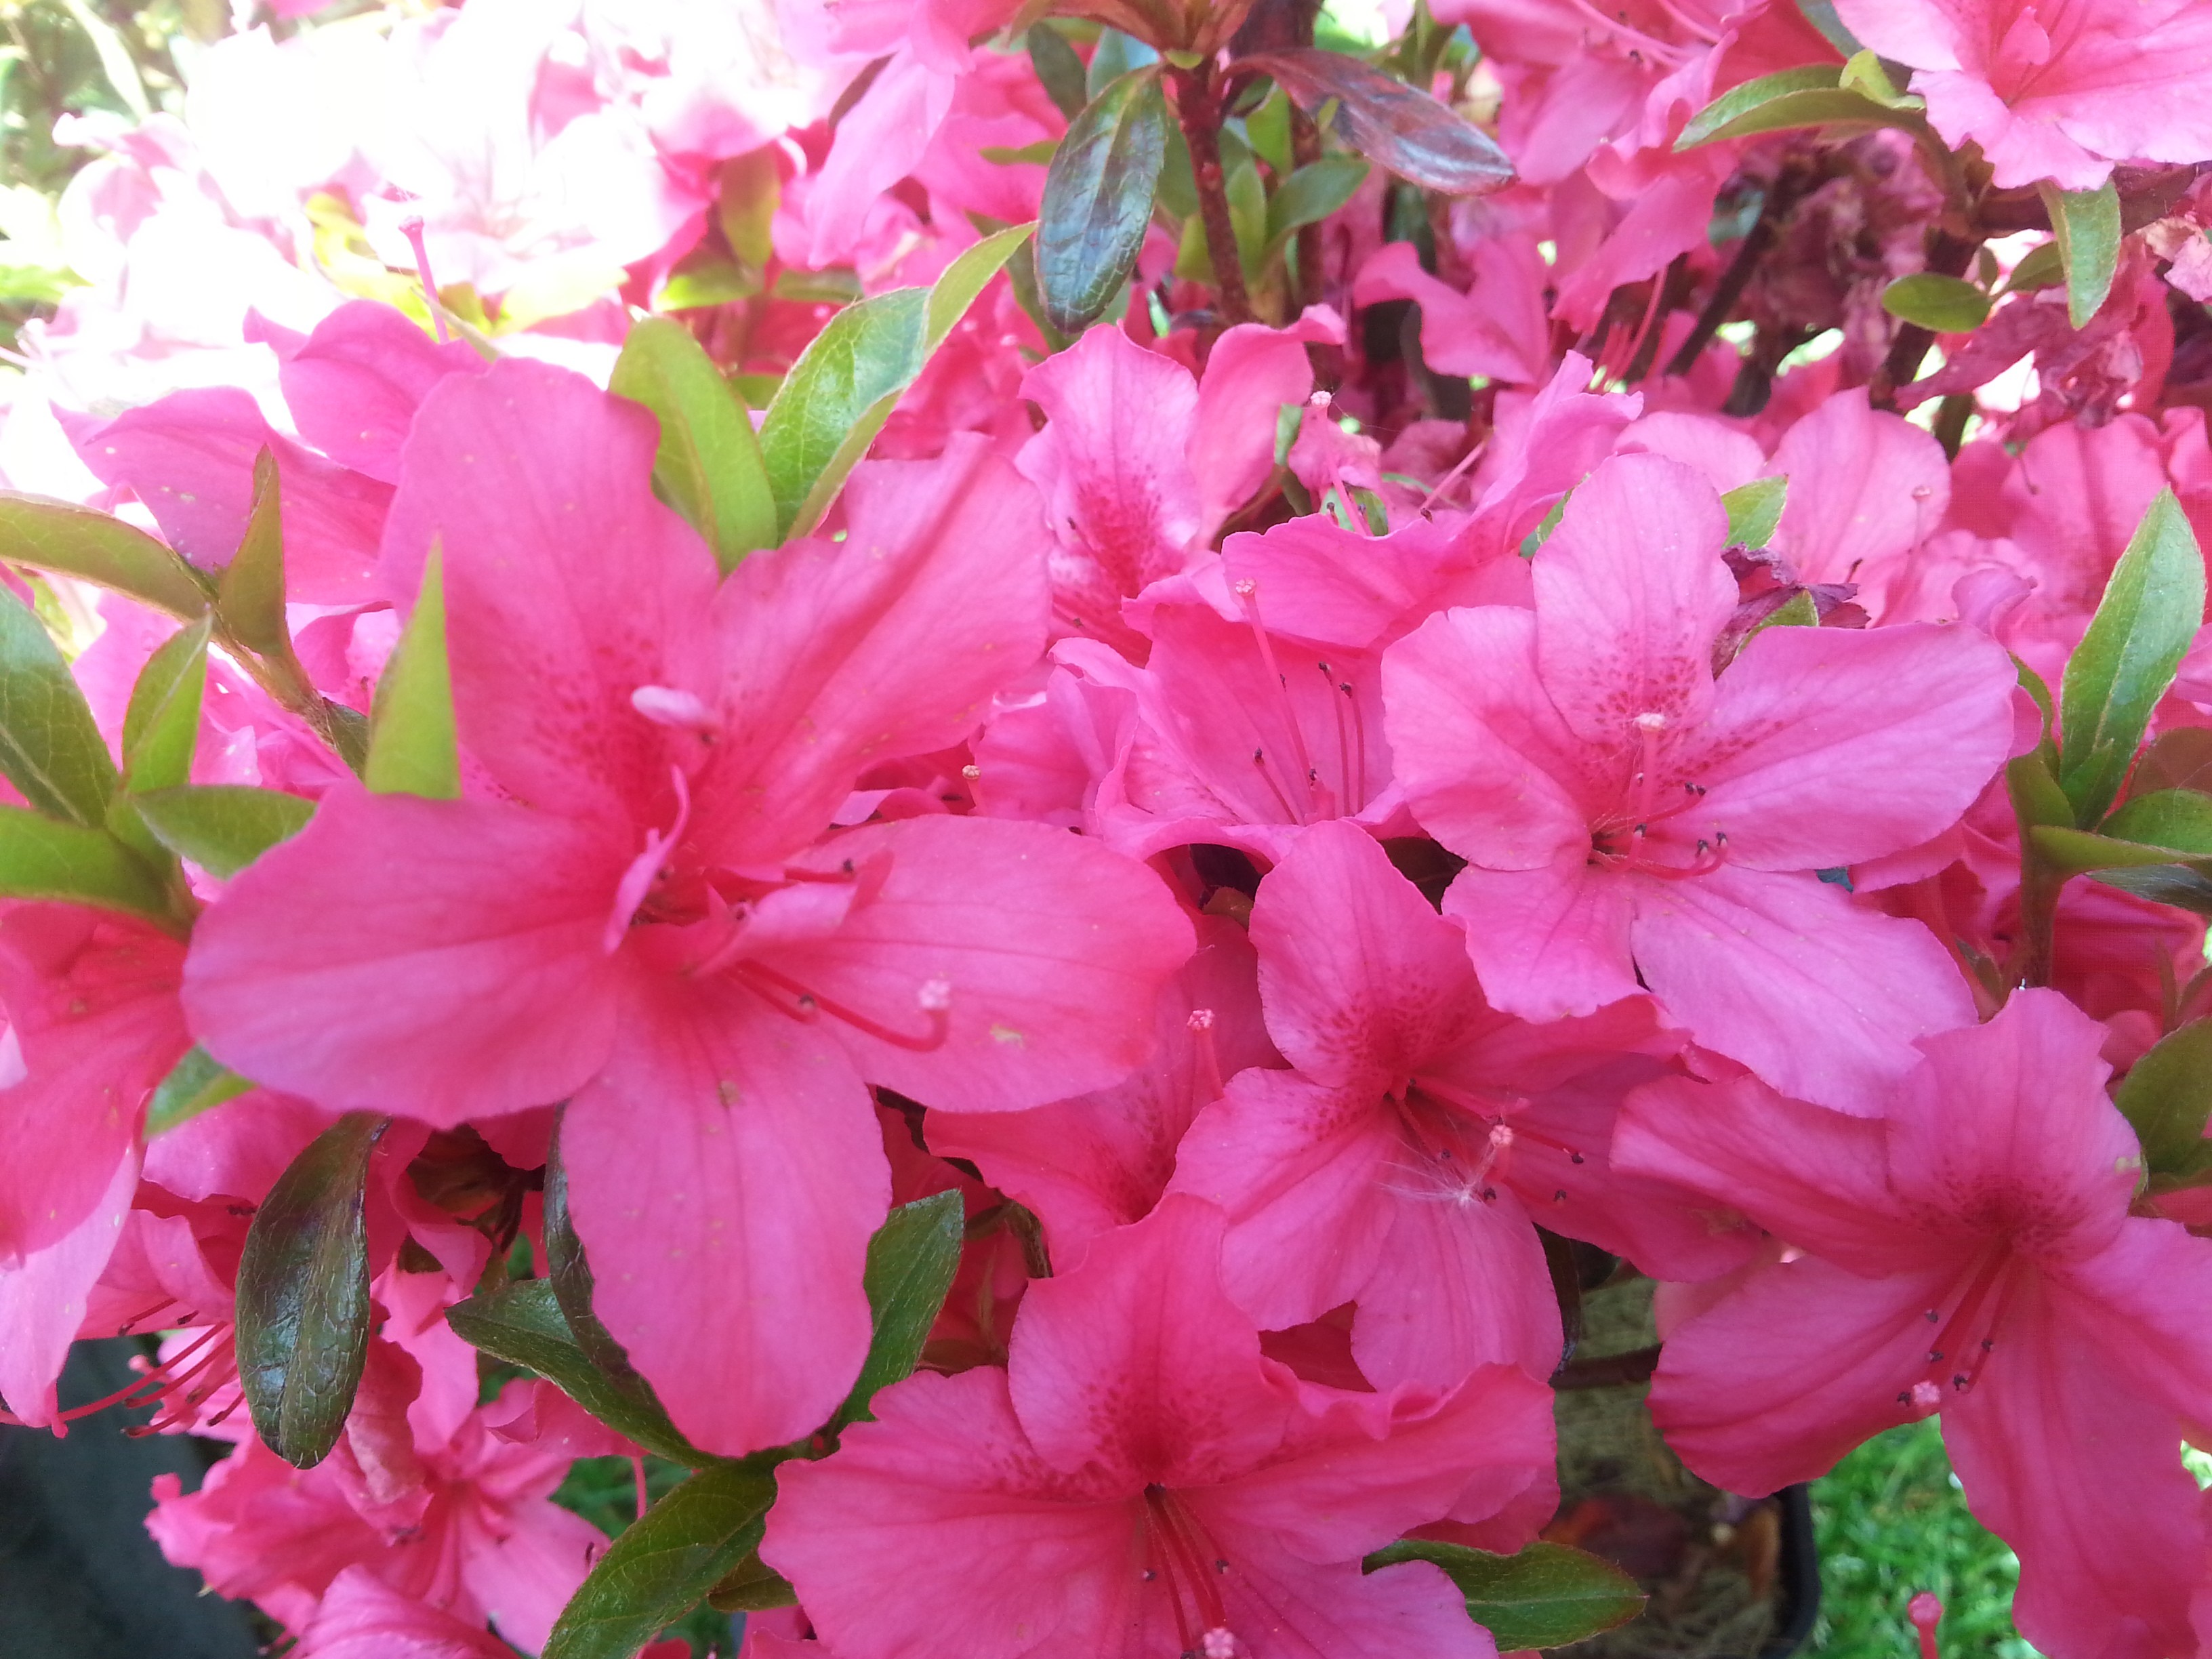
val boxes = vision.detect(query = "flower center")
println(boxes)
[1896,1247,2022,1413]
[1141,1484,1238,1659]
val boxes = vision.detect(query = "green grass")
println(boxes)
[1809,1420,2039,1657]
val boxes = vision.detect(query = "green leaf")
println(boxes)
[0,493,209,619]
[215,449,291,659]
[1267,155,1370,253]
[2027,823,2195,876]
[758,226,1031,539]
[1241,48,1514,194]
[610,318,776,573]
[1363,1540,1645,1648]
[836,1189,966,1428]
[0,583,117,826]
[1837,47,1919,108]
[2114,1017,2212,1178]
[1086,28,1158,100]
[1720,474,1787,548]
[1675,65,1914,148]
[120,618,211,795]
[0,806,171,916]
[145,1045,254,1137]
[234,1112,386,1468]
[2058,489,2205,824]
[1881,272,1992,333]
[2093,863,2212,916]
[2131,727,2212,798]
[364,547,460,800]
[131,785,313,878]
[2000,239,2065,296]
[715,149,780,269]
[1027,22,1090,123]
[445,1279,712,1467]
[1741,589,1822,649]
[705,1550,799,1613]
[1037,66,1168,335]
[2101,788,2212,855]
[1676,64,1841,146]
[2040,179,2121,329]
[541,1460,780,1659]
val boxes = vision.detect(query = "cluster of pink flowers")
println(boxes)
[6,0,2212,1655]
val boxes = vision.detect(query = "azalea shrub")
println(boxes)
[6,0,2212,1655]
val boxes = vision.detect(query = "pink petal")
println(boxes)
[1465,352,1640,562]
[1384,607,1593,872]
[1532,453,1736,745]
[381,357,722,821]
[1767,389,1949,585]
[1441,855,1644,1022]
[695,436,1049,869]
[299,1569,518,1659]
[1352,241,1547,385]
[1250,821,1484,1088]
[804,50,957,268]
[563,968,887,1456]
[1626,865,1977,1113]
[766,814,1192,1113]
[1686,621,2018,869]
[0,1145,136,1427]
[1190,316,1326,531]
[2049,1219,2212,1422]
[1616,412,1767,493]
[1183,1518,1500,1659]
[1222,514,1496,655]
[275,300,487,485]
[1830,0,1965,70]
[1348,1183,1561,1388]
[184,791,630,1125]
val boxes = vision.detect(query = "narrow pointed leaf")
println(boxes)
[2114,1017,2212,1177]
[0,584,117,825]
[1240,48,1513,193]
[1881,272,1991,333]
[2058,489,2205,823]
[445,1279,711,1466]
[2028,823,2193,876]
[0,805,171,916]
[145,1044,254,1137]
[1027,22,1089,122]
[215,449,291,658]
[2041,179,2121,329]
[1720,476,1787,548]
[234,1111,385,1468]
[926,222,1035,353]
[131,785,313,878]
[1266,155,1370,249]
[121,617,211,794]
[365,546,460,799]
[541,1460,780,1659]
[1038,66,1168,335]
[610,317,776,573]
[2100,788,2212,855]
[835,1189,966,1428]
[2093,863,2212,916]
[1362,1540,1645,1648]
[1677,64,1843,148]
[706,1551,799,1613]
[0,493,209,619]
[1675,63,1915,149]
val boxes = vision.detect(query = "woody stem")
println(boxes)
[1170,62,1253,326]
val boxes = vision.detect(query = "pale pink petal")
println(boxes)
[1626,865,1977,1113]
[1441,855,1643,1022]
[380,358,721,822]
[696,436,1049,869]
[1767,389,1950,585]
[184,791,630,1125]
[1830,0,1965,69]
[1352,241,1547,385]
[1685,621,2017,869]
[562,965,887,1457]
[0,1145,136,1426]
[1384,607,1593,871]
[275,300,487,485]
[1616,412,1766,493]
[805,51,956,268]
[1532,453,1736,745]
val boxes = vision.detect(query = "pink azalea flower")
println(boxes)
[1833,0,2212,190]
[1168,821,1709,1391]
[1382,451,2019,1111]
[1613,989,2212,1659]
[183,359,1193,1456]
[1353,238,1553,386]
[760,1194,1556,1659]
[297,1568,518,1659]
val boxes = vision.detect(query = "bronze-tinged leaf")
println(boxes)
[1037,66,1168,334]
[1236,47,1511,195]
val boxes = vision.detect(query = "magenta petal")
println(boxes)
[1767,389,1950,586]
[1687,621,2017,870]
[382,357,721,819]
[563,976,887,1457]
[1349,1185,1561,1389]
[0,1145,137,1427]
[1626,866,1976,1113]
[1189,319,1321,533]
[276,300,487,485]
[1532,453,1736,745]
[2050,1220,2212,1423]
[1441,855,1643,1022]
[184,791,629,1124]
[769,815,1193,1113]
[1185,1528,1499,1659]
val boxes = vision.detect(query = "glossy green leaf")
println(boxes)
[1266,155,1370,249]
[2041,179,2121,329]
[1676,69,1910,149]
[2058,489,2205,824]
[2101,788,2212,855]
[235,1112,385,1468]
[705,1551,799,1613]
[365,547,460,799]
[760,226,1031,539]
[1676,64,1840,146]
[1027,22,1089,123]
[145,1045,255,1137]
[0,583,118,827]
[836,1189,966,1428]
[131,785,313,878]
[445,1279,711,1467]
[1241,48,1513,194]
[120,618,211,796]
[216,449,291,659]
[1037,66,1168,335]
[541,1460,780,1659]
[0,806,171,916]
[1720,475,1786,548]
[610,317,776,573]
[0,493,209,619]
[1363,1540,1645,1648]
[2114,1017,2212,1178]
[1880,272,1992,333]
